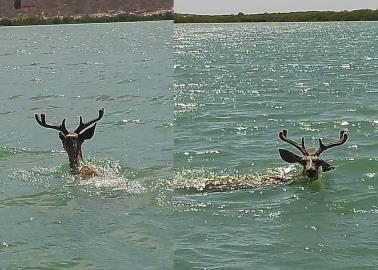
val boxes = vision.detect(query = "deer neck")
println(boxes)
[68,149,84,175]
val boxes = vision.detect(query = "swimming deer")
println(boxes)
[278,129,348,180]
[177,129,348,192]
[35,108,104,179]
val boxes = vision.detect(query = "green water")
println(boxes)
[174,22,378,269]
[0,22,173,269]
[1,20,378,270]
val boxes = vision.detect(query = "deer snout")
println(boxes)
[305,168,317,178]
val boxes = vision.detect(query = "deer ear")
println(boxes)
[279,149,303,164]
[59,132,65,141]
[79,124,96,141]
[320,160,335,172]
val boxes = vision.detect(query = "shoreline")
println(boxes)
[0,10,173,26]
[174,9,378,23]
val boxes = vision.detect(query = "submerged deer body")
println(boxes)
[178,129,348,192]
[178,174,294,192]
[278,129,348,180]
[35,108,104,179]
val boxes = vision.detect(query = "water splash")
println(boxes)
[8,164,69,189]
[74,159,146,194]
[8,159,147,194]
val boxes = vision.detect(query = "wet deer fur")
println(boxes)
[35,108,104,179]
[278,129,348,180]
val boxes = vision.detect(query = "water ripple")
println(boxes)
[0,190,72,207]
[174,22,378,268]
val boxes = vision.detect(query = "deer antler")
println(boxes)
[75,108,104,134]
[35,113,69,134]
[279,129,308,155]
[315,130,348,156]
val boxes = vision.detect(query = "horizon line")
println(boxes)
[175,8,378,16]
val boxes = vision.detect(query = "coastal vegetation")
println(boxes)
[174,9,378,23]
[0,11,173,26]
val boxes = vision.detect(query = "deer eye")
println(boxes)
[299,158,307,165]
[314,160,322,165]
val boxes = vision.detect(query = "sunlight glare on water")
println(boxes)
[0,21,173,269]
[174,22,378,269]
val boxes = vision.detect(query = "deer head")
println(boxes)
[35,108,104,175]
[278,129,348,180]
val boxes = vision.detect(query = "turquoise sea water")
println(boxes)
[0,21,173,269]
[1,20,378,270]
[174,22,378,269]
